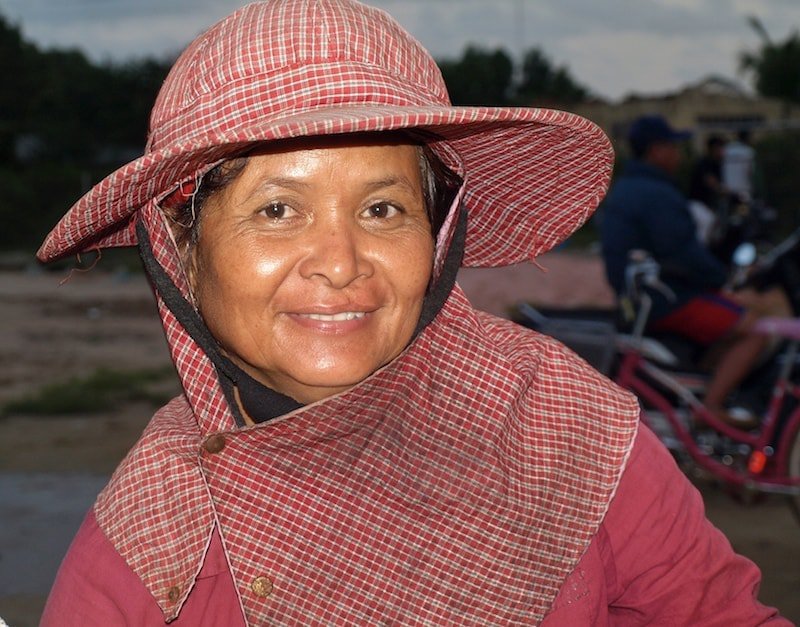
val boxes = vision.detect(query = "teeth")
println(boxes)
[304,312,366,321]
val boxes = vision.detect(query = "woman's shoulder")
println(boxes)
[471,309,618,386]
[596,424,791,624]
[41,510,242,626]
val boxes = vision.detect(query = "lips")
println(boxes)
[285,302,378,330]
[299,311,367,322]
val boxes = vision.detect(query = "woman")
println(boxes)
[38,1,789,625]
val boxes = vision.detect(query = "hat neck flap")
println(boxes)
[94,264,640,623]
[95,186,640,625]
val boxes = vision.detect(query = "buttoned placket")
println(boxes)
[201,431,277,608]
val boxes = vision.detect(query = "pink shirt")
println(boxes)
[42,426,791,625]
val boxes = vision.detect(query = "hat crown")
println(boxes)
[147,0,450,152]
[38,0,612,269]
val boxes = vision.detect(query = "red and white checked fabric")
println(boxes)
[90,197,640,624]
[48,1,637,623]
[36,0,612,269]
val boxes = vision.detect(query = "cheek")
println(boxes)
[190,240,250,311]
[187,245,213,303]
[393,235,435,297]
[194,236,287,294]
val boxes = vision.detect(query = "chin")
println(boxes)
[299,370,371,392]
[285,364,380,401]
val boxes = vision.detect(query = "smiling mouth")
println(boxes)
[299,312,367,322]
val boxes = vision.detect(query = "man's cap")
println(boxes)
[628,114,691,154]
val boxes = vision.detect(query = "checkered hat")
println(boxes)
[37,0,613,268]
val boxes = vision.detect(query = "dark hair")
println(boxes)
[706,135,725,151]
[418,143,462,235]
[164,157,248,252]
[165,140,462,254]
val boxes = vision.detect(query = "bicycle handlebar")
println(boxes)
[624,251,677,303]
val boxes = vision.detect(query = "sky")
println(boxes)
[1,0,798,101]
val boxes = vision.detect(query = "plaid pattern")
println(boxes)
[91,202,640,623]
[37,0,612,268]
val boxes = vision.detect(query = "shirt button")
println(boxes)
[202,434,226,454]
[167,585,181,603]
[251,576,273,598]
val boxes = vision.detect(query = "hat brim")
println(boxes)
[37,104,612,268]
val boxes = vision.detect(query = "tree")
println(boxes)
[96,58,173,149]
[0,8,172,251]
[27,48,109,162]
[739,16,800,109]
[438,46,514,106]
[0,15,39,160]
[515,47,590,105]
[437,44,590,107]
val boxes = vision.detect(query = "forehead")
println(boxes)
[224,134,425,188]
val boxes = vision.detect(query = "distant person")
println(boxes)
[689,134,727,210]
[687,134,726,244]
[722,129,756,201]
[600,114,786,427]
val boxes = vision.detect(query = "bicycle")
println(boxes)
[516,253,800,521]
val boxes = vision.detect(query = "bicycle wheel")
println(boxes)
[788,423,800,523]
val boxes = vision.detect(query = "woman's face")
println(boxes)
[189,137,435,404]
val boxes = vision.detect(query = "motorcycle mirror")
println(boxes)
[732,242,757,267]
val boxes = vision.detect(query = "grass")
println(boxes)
[1,366,178,417]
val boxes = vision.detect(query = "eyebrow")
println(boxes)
[255,177,311,192]
[362,175,419,195]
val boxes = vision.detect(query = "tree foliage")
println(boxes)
[437,45,591,106]
[438,46,515,106]
[739,16,800,106]
[754,130,800,230]
[0,13,172,252]
[515,47,590,104]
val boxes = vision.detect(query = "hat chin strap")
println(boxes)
[135,208,466,426]
[414,206,466,335]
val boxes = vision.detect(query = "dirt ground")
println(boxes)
[0,254,798,625]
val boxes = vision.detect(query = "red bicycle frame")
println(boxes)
[614,323,800,495]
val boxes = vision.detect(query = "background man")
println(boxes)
[600,115,782,426]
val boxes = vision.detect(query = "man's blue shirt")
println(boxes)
[599,159,728,320]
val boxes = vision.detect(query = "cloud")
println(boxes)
[0,0,238,59]
[0,0,797,99]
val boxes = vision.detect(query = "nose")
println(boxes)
[298,219,373,288]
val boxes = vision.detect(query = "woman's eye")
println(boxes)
[260,202,294,219]
[365,202,401,219]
